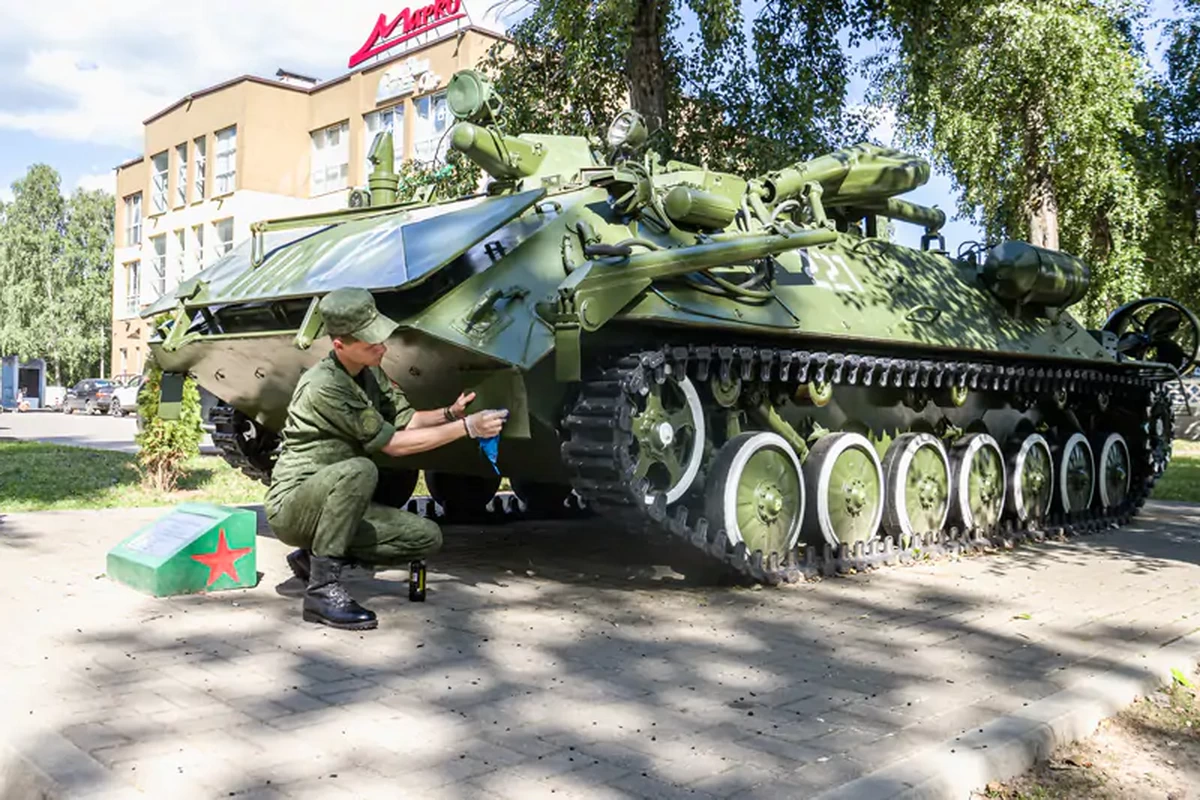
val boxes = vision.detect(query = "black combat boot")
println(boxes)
[302,556,378,631]
[286,549,311,582]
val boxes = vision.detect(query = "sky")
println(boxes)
[0,0,1184,253]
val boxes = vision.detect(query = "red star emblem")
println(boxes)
[190,529,252,587]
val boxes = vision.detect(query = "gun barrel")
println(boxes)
[858,198,946,231]
[762,144,931,206]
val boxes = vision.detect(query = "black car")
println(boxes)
[63,379,115,415]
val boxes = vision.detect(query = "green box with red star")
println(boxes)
[106,503,258,597]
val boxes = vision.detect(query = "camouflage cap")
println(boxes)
[319,288,398,345]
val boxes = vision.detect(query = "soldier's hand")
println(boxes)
[449,391,476,420]
[465,408,508,439]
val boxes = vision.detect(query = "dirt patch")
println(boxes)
[978,666,1200,800]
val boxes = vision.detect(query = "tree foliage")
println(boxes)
[135,355,203,492]
[864,0,1155,320]
[480,0,869,175]
[396,150,483,201]
[0,165,114,384]
[1143,0,1200,313]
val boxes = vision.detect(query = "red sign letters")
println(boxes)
[348,0,466,69]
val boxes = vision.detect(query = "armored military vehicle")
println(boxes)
[145,69,1199,583]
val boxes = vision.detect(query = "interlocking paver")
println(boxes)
[2,501,1200,797]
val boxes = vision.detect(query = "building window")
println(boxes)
[363,107,404,174]
[311,121,350,196]
[150,235,167,297]
[151,152,168,214]
[215,126,237,195]
[123,193,142,246]
[214,218,234,259]
[192,224,205,272]
[413,92,449,163]
[174,229,186,280]
[175,143,188,207]
[124,261,141,315]
[193,136,206,202]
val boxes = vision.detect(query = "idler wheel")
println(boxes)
[426,471,502,516]
[882,433,950,538]
[1057,432,1095,513]
[803,432,884,548]
[1007,433,1054,523]
[706,432,805,557]
[511,479,576,516]
[1097,433,1131,509]
[948,433,1007,532]
[630,375,705,505]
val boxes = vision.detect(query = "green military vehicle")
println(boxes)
[145,69,1199,583]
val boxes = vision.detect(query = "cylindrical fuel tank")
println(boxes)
[980,241,1090,309]
[663,186,737,229]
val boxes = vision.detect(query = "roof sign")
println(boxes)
[349,0,467,69]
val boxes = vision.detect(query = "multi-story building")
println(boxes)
[111,10,504,375]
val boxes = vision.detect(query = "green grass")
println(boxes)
[0,441,267,512]
[1152,439,1200,503]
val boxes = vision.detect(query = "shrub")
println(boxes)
[135,356,202,492]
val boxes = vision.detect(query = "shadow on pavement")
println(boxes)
[4,501,1200,797]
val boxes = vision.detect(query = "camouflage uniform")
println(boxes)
[265,349,441,565]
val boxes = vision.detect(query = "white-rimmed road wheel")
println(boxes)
[1007,433,1053,523]
[705,432,805,558]
[1057,432,1095,513]
[802,432,884,548]
[1097,433,1131,509]
[881,433,951,538]
[630,375,706,506]
[948,433,1006,532]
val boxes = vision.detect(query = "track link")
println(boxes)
[561,345,1176,585]
[209,403,279,485]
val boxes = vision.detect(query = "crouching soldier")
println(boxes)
[265,288,507,630]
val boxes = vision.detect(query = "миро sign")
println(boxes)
[348,0,466,69]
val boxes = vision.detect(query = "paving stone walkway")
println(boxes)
[2,502,1200,799]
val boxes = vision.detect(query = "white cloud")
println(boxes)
[0,0,516,149]
[76,171,115,195]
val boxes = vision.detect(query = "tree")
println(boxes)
[1143,0,1200,312]
[481,0,865,175]
[135,355,202,492]
[397,151,482,201]
[0,166,64,364]
[55,189,115,384]
[0,164,114,384]
[865,0,1155,320]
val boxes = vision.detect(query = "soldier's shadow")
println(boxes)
[252,502,748,598]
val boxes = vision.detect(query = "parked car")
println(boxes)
[108,374,144,417]
[63,379,114,415]
[44,385,67,410]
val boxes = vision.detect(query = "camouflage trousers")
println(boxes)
[265,457,442,565]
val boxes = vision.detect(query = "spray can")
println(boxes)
[408,559,426,602]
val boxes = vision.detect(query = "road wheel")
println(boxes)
[1007,433,1053,523]
[882,433,951,539]
[85,400,95,415]
[109,399,122,417]
[705,431,805,558]
[803,432,885,548]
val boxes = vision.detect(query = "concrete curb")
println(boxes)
[814,630,1200,800]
